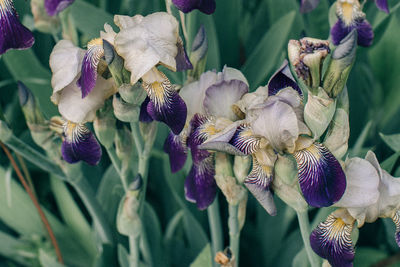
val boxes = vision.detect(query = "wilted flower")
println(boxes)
[172,0,216,14]
[164,66,249,209]
[44,0,75,16]
[0,0,35,55]
[331,0,373,47]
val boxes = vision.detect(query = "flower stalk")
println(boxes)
[228,204,240,267]
[207,197,223,266]
[296,210,320,267]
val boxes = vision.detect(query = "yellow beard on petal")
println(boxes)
[152,81,165,104]
[328,217,347,240]
[341,3,354,25]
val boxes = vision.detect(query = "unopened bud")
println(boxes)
[288,38,330,92]
[31,0,60,34]
[304,87,336,139]
[118,83,147,106]
[233,156,251,184]
[323,108,349,159]
[187,25,208,82]
[103,40,131,86]
[115,124,132,160]
[94,100,116,149]
[113,94,140,122]
[116,193,142,237]
[272,155,308,212]
[323,30,357,98]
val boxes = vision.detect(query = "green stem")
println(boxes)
[130,123,143,158]
[296,210,320,267]
[228,204,240,267]
[129,236,140,267]
[70,178,113,245]
[106,147,129,191]
[207,197,223,267]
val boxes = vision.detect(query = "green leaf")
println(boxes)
[380,132,400,152]
[2,49,56,118]
[93,244,117,267]
[353,248,388,266]
[70,0,114,39]
[118,244,130,267]
[380,152,400,173]
[142,202,164,267]
[292,248,308,267]
[241,11,296,90]
[189,244,212,267]
[0,231,30,266]
[38,249,65,267]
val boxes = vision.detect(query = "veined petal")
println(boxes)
[294,143,346,207]
[185,157,216,210]
[376,0,389,13]
[172,0,216,14]
[114,12,179,84]
[229,125,261,155]
[176,38,193,71]
[77,38,104,98]
[187,113,215,164]
[50,40,85,103]
[0,0,34,54]
[244,157,276,215]
[164,131,187,173]
[268,60,301,96]
[139,97,154,123]
[310,210,355,267]
[44,0,74,16]
[62,121,102,165]
[392,211,400,247]
[142,69,187,134]
[204,79,248,121]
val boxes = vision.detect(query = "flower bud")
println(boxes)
[93,100,116,149]
[187,25,208,82]
[288,38,330,92]
[323,108,349,159]
[139,121,157,147]
[31,0,60,34]
[112,94,140,122]
[323,30,357,98]
[116,192,142,237]
[115,124,133,160]
[304,87,336,139]
[118,83,147,106]
[103,40,131,86]
[233,155,251,184]
[272,154,308,212]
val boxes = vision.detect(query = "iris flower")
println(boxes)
[311,151,400,267]
[164,66,249,209]
[172,0,216,14]
[49,39,115,165]
[111,12,192,134]
[0,0,34,54]
[44,0,74,16]
[199,61,347,212]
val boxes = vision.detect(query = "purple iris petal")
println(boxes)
[139,97,154,123]
[376,0,389,13]
[300,0,321,13]
[392,211,400,247]
[176,39,193,72]
[44,0,75,16]
[229,125,260,155]
[331,19,373,47]
[164,131,187,173]
[77,40,103,98]
[185,157,216,210]
[145,78,187,135]
[244,157,276,215]
[268,60,302,96]
[187,113,213,164]
[172,0,216,14]
[293,143,346,207]
[0,0,34,55]
[61,123,102,165]
[310,214,354,267]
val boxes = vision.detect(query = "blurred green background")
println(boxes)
[1,0,400,266]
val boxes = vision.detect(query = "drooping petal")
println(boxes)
[229,125,260,155]
[268,60,302,96]
[293,143,346,207]
[164,131,187,173]
[58,77,115,123]
[176,38,193,72]
[185,157,216,210]
[77,38,104,98]
[244,157,276,215]
[0,0,34,55]
[300,0,320,13]
[44,0,74,16]
[62,121,102,165]
[375,0,389,13]
[310,210,355,267]
[187,113,215,164]
[114,12,179,84]
[142,69,187,135]
[203,79,248,121]
[356,19,373,47]
[331,20,353,46]
[172,0,216,14]
[392,211,400,247]
[50,40,85,103]
[139,97,154,123]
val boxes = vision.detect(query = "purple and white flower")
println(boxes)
[172,0,216,14]
[44,0,74,16]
